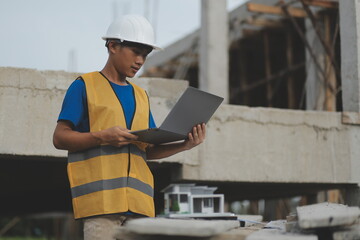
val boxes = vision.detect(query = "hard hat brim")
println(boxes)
[102,36,163,51]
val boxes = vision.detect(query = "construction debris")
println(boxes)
[111,203,360,239]
[246,202,360,240]
[297,202,360,229]
[333,224,360,240]
[246,229,318,240]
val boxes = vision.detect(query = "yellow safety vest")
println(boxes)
[67,72,154,219]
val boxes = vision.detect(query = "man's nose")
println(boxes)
[135,55,145,65]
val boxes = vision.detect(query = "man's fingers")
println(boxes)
[193,126,198,137]
[114,127,138,140]
[196,124,204,139]
[188,132,194,141]
[122,132,138,140]
[201,123,206,138]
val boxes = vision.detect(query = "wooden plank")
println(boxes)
[264,32,273,107]
[286,31,296,109]
[247,3,307,18]
[342,112,360,125]
[324,14,337,111]
[245,17,284,28]
[303,0,338,9]
[239,47,250,105]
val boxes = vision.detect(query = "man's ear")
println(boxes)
[108,41,119,54]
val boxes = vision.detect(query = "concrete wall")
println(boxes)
[0,67,188,157]
[178,105,358,184]
[0,67,78,157]
[0,67,359,185]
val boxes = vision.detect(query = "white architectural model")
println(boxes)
[162,184,232,217]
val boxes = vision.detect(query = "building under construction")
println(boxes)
[143,0,341,112]
[0,0,359,239]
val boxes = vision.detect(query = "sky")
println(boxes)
[0,0,246,73]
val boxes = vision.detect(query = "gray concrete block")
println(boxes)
[238,215,264,227]
[123,218,240,237]
[265,220,287,231]
[333,224,360,240]
[210,226,261,240]
[297,202,360,229]
[245,229,318,240]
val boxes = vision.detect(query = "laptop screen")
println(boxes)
[160,87,224,135]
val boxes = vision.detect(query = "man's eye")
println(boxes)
[132,49,141,54]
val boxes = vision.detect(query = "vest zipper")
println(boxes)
[127,145,131,177]
[128,85,136,129]
[127,86,135,179]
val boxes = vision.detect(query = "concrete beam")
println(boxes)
[339,0,360,112]
[1,67,359,185]
[0,67,79,157]
[0,67,188,157]
[200,0,229,102]
[175,105,357,184]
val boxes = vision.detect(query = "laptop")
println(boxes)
[131,87,224,144]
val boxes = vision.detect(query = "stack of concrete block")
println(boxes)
[113,215,264,240]
[246,202,360,240]
[114,218,242,239]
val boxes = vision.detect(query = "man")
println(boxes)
[53,15,205,239]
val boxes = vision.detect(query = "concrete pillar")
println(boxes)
[200,0,229,103]
[264,199,277,221]
[339,1,360,204]
[339,0,360,112]
[345,186,360,207]
[305,18,326,110]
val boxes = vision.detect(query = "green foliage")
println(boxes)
[171,199,180,212]
[0,238,46,240]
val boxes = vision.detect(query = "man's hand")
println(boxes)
[53,121,138,152]
[94,126,138,147]
[146,123,206,160]
[183,123,206,150]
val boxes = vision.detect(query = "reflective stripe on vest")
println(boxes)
[68,145,146,163]
[67,72,154,219]
[68,145,153,199]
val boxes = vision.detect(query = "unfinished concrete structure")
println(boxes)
[141,0,360,212]
[143,0,341,111]
[0,0,359,231]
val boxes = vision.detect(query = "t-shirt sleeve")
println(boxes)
[149,111,156,128]
[58,79,89,131]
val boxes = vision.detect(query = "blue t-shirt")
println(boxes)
[58,78,156,131]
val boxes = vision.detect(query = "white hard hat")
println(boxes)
[102,15,162,50]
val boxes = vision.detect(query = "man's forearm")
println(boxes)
[53,124,102,152]
[53,121,139,152]
[146,142,189,160]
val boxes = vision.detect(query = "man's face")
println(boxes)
[110,41,153,78]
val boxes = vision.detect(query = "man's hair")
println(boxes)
[105,39,153,53]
